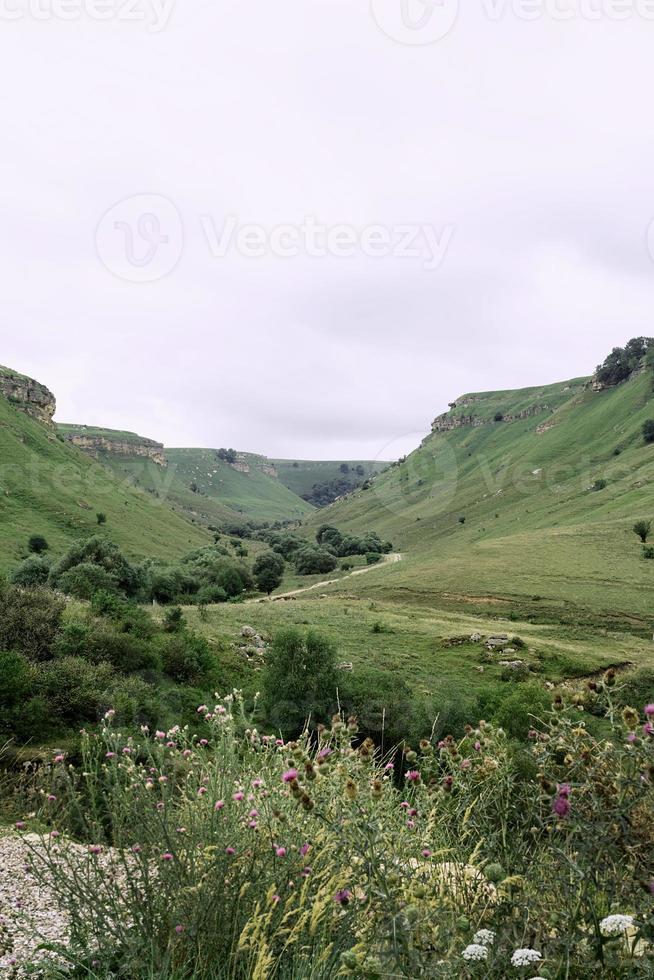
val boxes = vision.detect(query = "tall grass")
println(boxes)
[13,683,654,978]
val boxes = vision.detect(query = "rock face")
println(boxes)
[61,427,167,467]
[0,365,56,424]
[230,453,278,478]
[431,402,551,433]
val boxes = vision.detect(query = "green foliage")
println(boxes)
[365,551,382,565]
[163,607,185,633]
[28,534,49,554]
[0,583,64,661]
[643,419,654,444]
[633,520,651,543]
[10,555,51,587]
[491,683,551,739]
[158,632,214,684]
[595,336,652,386]
[252,551,285,595]
[591,478,607,492]
[261,628,338,735]
[643,546,654,560]
[96,512,107,525]
[57,562,120,600]
[293,545,338,575]
[49,536,141,597]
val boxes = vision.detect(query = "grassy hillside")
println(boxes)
[0,400,210,572]
[306,370,654,621]
[73,444,314,527]
[273,459,389,501]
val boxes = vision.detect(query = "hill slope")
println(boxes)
[0,399,210,572]
[273,459,389,505]
[309,368,654,621]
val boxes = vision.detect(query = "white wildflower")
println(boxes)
[511,948,542,967]
[473,929,495,947]
[599,914,634,937]
[462,943,489,962]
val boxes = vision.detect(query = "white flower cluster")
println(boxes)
[462,943,489,962]
[473,928,495,946]
[599,914,634,937]
[511,948,542,967]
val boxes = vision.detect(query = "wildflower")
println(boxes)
[422,849,432,858]
[214,800,225,811]
[473,929,495,946]
[225,847,235,855]
[405,770,421,783]
[53,754,65,763]
[334,889,352,905]
[233,791,244,801]
[47,794,56,803]
[644,722,654,737]
[103,709,115,720]
[122,747,132,755]
[50,830,60,839]
[275,847,287,857]
[174,924,185,934]
[88,845,103,855]
[282,769,298,783]
[197,705,208,714]
[599,914,634,937]
[645,703,654,717]
[300,843,310,856]
[248,820,257,829]
[176,827,187,834]
[511,949,542,967]
[553,796,570,818]
[105,752,116,759]
[252,778,264,788]
[301,866,312,877]
[384,761,394,770]
[371,779,383,799]
[14,822,26,830]
[462,944,488,962]
[249,809,259,818]
[442,775,454,792]
[158,776,168,784]
[131,844,142,853]
[199,739,208,746]
[272,894,281,904]
[182,750,192,758]
[155,731,165,739]
[161,852,174,862]
[197,787,208,797]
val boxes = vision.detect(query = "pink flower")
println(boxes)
[174,924,185,934]
[182,750,192,758]
[199,739,208,746]
[275,847,287,857]
[248,820,258,829]
[53,754,65,763]
[553,795,571,818]
[557,784,572,797]
[407,820,415,829]
[225,847,235,855]
[384,762,394,770]
[50,830,60,839]
[252,778,264,788]
[198,787,208,797]
[282,769,298,783]
[158,776,168,784]
[14,821,26,830]
[47,794,57,803]
[400,801,410,809]
[166,741,175,749]
[214,800,225,811]
[88,845,103,855]
[233,791,244,801]
[644,704,654,717]
[155,731,165,739]
[474,741,481,751]
[122,747,132,755]
[334,889,352,905]
[272,894,281,904]
[405,770,421,783]
[131,844,142,853]
[422,849,432,858]
[105,752,116,759]
[644,722,654,737]
[197,705,208,714]
[249,809,259,818]
[300,843,310,857]
[176,827,187,834]
[161,852,174,861]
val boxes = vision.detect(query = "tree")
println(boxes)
[261,628,338,736]
[643,420,654,444]
[253,552,285,596]
[339,463,350,474]
[96,513,107,526]
[633,520,651,544]
[28,535,49,554]
[48,536,141,597]
[293,546,338,575]
[11,556,50,587]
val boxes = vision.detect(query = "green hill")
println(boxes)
[55,429,315,526]
[307,364,654,623]
[273,458,389,505]
[0,398,210,573]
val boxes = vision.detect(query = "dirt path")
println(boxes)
[251,552,403,603]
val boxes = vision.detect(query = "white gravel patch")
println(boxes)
[0,831,72,975]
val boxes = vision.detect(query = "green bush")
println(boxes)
[261,628,338,735]
[49,536,141,597]
[28,534,49,554]
[293,547,338,576]
[33,656,115,727]
[159,632,214,684]
[11,556,51,587]
[57,563,120,600]
[253,551,285,595]
[365,552,382,565]
[642,419,654,444]
[492,683,551,739]
[0,583,64,662]
[0,651,34,732]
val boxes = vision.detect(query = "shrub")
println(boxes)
[253,552,285,595]
[195,585,228,605]
[96,512,107,526]
[57,563,120,600]
[643,546,654,560]
[633,520,651,544]
[492,683,551,739]
[11,556,51,587]
[0,651,34,732]
[159,633,214,685]
[365,552,382,565]
[293,546,338,576]
[591,478,607,491]
[261,628,338,735]
[163,607,185,633]
[34,656,115,727]
[642,419,654,444]
[28,534,49,554]
[0,584,64,662]
[49,537,141,597]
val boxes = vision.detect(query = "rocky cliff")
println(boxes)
[60,426,167,467]
[431,402,551,433]
[0,365,56,424]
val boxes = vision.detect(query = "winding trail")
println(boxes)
[251,552,403,603]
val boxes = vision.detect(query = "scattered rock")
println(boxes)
[241,626,257,638]
[336,662,353,671]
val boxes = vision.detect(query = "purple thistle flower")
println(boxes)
[282,769,298,783]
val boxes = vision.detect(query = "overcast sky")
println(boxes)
[2,0,654,460]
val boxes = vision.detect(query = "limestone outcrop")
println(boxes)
[61,428,167,467]
[0,365,56,424]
